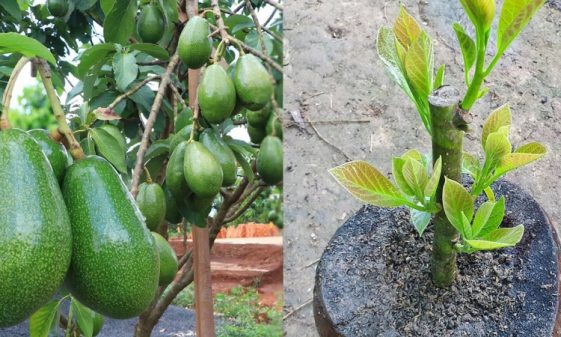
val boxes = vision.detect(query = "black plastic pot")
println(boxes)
[314,179,561,337]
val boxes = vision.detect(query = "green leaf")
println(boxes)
[145,140,170,162]
[462,152,481,178]
[90,128,127,173]
[129,43,170,60]
[452,23,476,73]
[497,0,545,56]
[0,0,22,21]
[376,27,414,101]
[472,196,506,237]
[77,43,116,79]
[29,300,62,337]
[392,157,415,196]
[393,6,422,50]
[466,225,524,250]
[80,135,96,155]
[424,156,442,198]
[402,157,429,200]
[434,64,445,88]
[113,51,138,91]
[411,209,431,235]
[404,31,433,101]
[232,150,254,183]
[103,0,138,44]
[329,160,407,207]
[482,104,512,148]
[0,33,56,64]
[99,124,126,150]
[71,298,95,337]
[484,130,512,168]
[100,0,115,14]
[442,178,474,233]
[73,0,98,10]
[459,0,496,30]
[495,142,546,176]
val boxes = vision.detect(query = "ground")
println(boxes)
[283,1,561,336]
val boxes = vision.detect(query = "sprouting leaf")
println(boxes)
[443,178,474,233]
[393,6,422,50]
[462,152,480,178]
[452,23,476,73]
[404,32,433,101]
[484,130,512,167]
[0,33,56,64]
[424,156,442,197]
[411,209,431,235]
[77,43,116,79]
[94,107,122,121]
[497,0,545,56]
[29,300,62,337]
[113,51,138,92]
[459,0,496,30]
[71,298,95,337]
[471,196,506,237]
[433,64,445,88]
[392,157,415,196]
[495,142,546,176]
[129,43,170,60]
[482,104,512,148]
[90,127,127,173]
[401,149,423,161]
[466,225,524,250]
[329,161,407,207]
[376,27,414,102]
[103,0,138,44]
[402,157,429,200]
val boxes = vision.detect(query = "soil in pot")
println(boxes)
[314,179,560,337]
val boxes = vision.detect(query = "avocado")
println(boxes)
[0,129,72,327]
[163,183,182,223]
[266,113,283,139]
[200,129,237,186]
[234,54,273,110]
[93,312,104,336]
[175,107,193,133]
[198,64,237,124]
[151,232,178,286]
[184,141,223,198]
[47,0,68,17]
[246,106,271,128]
[170,124,196,153]
[247,124,266,144]
[166,141,192,201]
[256,136,283,185]
[28,129,68,183]
[62,156,159,319]
[178,16,212,69]
[137,4,165,43]
[136,182,167,231]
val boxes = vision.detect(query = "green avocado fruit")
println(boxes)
[62,156,159,319]
[163,183,182,223]
[47,0,68,17]
[151,232,178,286]
[137,4,165,43]
[175,107,193,133]
[247,124,266,144]
[198,64,237,124]
[246,106,271,128]
[178,16,212,69]
[93,312,104,336]
[166,141,192,201]
[0,129,72,328]
[256,136,283,185]
[234,54,273,110]
[28,129,68,183]
[266,113,283,140]
[184,141,223,198]
[136,182,167,231]
[170,124,197,153]
[200,129,237,186]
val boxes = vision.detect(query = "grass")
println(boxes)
[172,285,282,337]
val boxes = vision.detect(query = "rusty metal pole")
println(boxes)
[187,1,216,336]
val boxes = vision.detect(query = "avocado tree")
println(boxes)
[0,0,283,336]
[331,0,545,287]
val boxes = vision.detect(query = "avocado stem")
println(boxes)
[143,166,153,184]
[1,56,31,130]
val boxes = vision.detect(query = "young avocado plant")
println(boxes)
[330,0,547,287]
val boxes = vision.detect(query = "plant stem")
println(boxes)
[429,86,464,288]
[34,59,85,160]
[460,28,486,110]
[1,56,30,130]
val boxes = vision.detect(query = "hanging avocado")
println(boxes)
[178,16,212,69]
[198,64,236,124]
[183,141,223,198]
[246,106,271,128]
[234,54,273,110]
[28,129,68,183]
[47,0,69,17]
[137,4,165,44]
[151,232,178,286]
[266,113,283,140]
[136,181,167,231]
[257,136,283,185]
[166,141,192,201]
[200,129,238,186]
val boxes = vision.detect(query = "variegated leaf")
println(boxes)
[471,196,506,238]
[497,0,545,55]
[393,6,422,50]
[495,142,546,176]
[452,23,476,73]
[443,178,474,234]
[466,225,524,250]
[482,104,512,148]
[404,32,433,101]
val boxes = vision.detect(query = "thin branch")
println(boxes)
[283,298,313,320]
[224,185,265,223]
[34,59,85,160]
[263,0,283,11]
[108,75,160,110]
[211,0,230,41]
[130,53,180,198]
[244,0,266,53]
[263,8,278,27]
[1,56,30,130]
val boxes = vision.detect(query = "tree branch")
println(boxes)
[225,185,265,223]
[107,75,160,111]
[263,0,283,11]
[1,56,30,130]
[130,53,180,198]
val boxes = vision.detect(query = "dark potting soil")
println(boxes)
[315,179,559,337]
